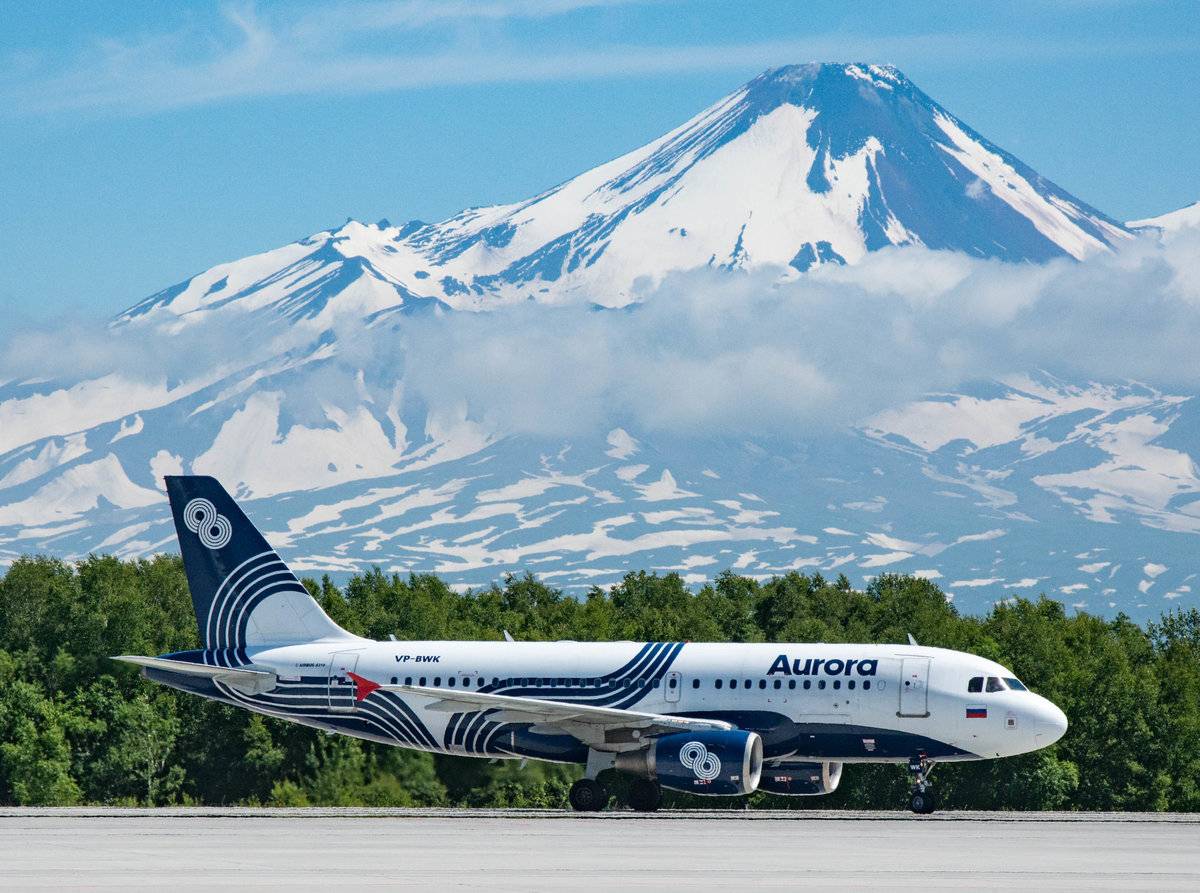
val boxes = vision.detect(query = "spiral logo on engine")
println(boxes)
[679,741,721,781]
[183,498,233,550]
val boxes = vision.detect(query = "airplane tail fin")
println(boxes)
[165,475,355,660]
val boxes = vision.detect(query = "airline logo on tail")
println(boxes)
[183,498,232,550]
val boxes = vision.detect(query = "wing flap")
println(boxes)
[387,683,733,746]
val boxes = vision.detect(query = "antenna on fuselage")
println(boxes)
[907,633,919,646]
[503,630,515,642]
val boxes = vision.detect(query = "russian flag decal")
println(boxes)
[966,706,988,719]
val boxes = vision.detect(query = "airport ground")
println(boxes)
[0,808,1196,890]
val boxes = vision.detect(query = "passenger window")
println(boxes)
[669,677,677,689]
[773,679,782,689]
[447,677,455,687]
[433,677,441,686]
[715,679,723,689]
[818,680,826,690]
[419,677,426,686]
[557,678,566,686]
[863,680,870,690]
[803,680,812,690]
[758,679,766,689]
[390,676,398,685]
[833,680,841,690]
[968,676,984,693]
[788,680,796,690]
[692,679,700,689]
[405,677,412,685]
[986,677,1006,693]
[848,680,855,690]
[730,679,737,689]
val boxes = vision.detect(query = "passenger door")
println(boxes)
[664,671,682,704]
[328,652,359,712]
[898,657,930,717]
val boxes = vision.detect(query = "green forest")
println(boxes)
[0,554,1196,811]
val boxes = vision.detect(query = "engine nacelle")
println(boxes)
[616,730,763,796]
[757,761,843,796]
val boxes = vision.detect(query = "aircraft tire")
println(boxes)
[909,790,936,814]
[568,778,608,812]
[627,778,662,812]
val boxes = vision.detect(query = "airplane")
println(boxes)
[115,476,1068,814]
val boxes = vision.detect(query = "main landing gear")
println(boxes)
[907,753,937,815]
[568,776,663,812]
[568,752,661,813]
[626,778,662,813]
[568,778,609,812]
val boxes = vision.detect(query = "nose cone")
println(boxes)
[1032,698,1068,748]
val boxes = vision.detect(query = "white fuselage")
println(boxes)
[228,639,1067,765]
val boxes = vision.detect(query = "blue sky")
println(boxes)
[1,0,1197,321]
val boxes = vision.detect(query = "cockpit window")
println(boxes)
[1004,677,1028,691]
[967,676,983,693]
[985,676,1006,692]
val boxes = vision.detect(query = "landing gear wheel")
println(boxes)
[909,790,936,814]
[568,778,609,812]
[907,752,936,815]
[627,778,662,813]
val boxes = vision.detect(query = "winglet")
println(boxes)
[348,671,381,702]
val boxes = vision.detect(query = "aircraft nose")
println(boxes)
[1032,698,1068,747]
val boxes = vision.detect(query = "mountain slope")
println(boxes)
[118,63,1129,326]
[1128,200,1200,232]
[3,63,1191,621]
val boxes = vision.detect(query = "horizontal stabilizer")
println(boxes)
[112,655,277,694]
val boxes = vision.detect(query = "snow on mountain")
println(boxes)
[1128,200,1200,232]
[0,63,1190,620]
[117,63,1129,327]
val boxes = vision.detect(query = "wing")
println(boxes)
[385,682,734,750]
[112,655,277,694]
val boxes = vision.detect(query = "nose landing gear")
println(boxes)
[908,753,937,815]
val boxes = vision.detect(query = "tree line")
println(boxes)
[0,554,1196,810]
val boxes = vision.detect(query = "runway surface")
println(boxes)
[0,809,1196,891]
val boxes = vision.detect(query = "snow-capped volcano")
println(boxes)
[121,63,1128,326]
[2,64,1193,621]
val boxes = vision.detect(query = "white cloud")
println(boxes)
[5,229,1200,467]
[859,551,912,568]
[1004,578,1041,589]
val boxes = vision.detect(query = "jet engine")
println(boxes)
[757,760,843,796]
[615,730,763,796]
